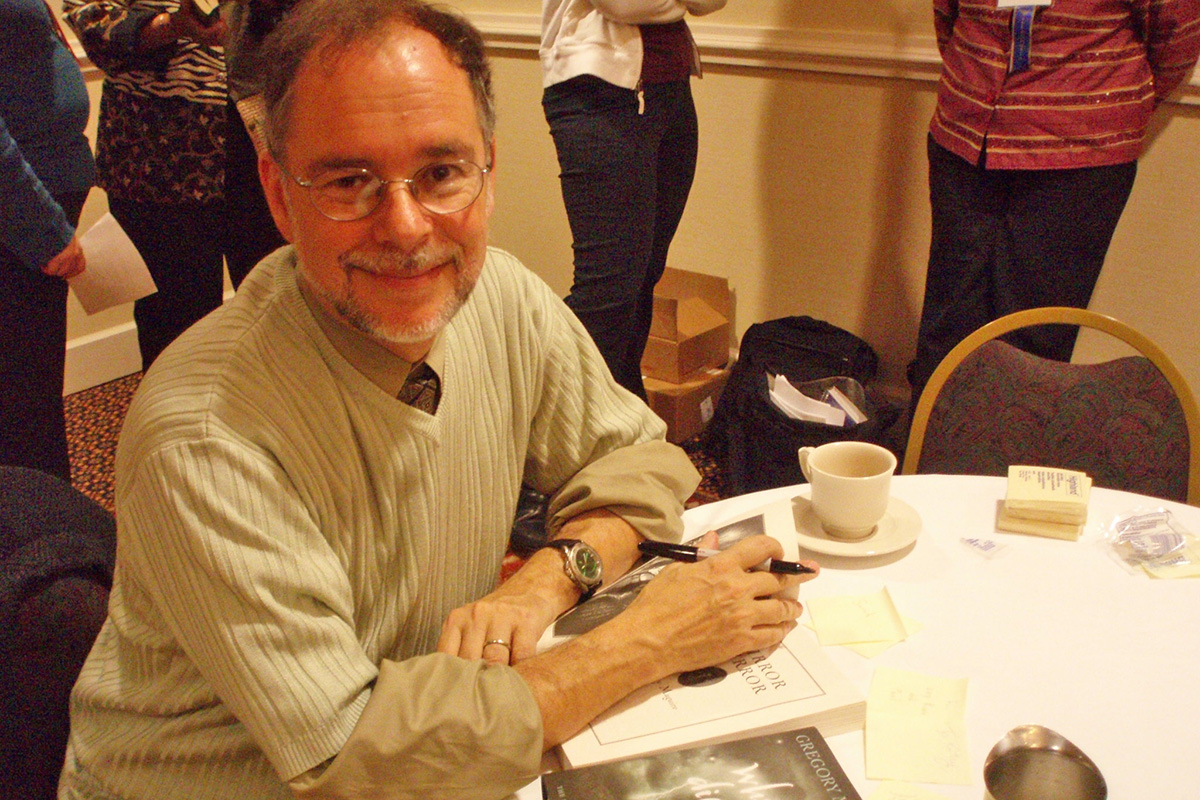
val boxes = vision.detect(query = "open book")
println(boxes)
[540,499,865,769]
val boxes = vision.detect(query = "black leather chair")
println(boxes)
[1,466,115,800]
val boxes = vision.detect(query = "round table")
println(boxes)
[679,474,1200,799]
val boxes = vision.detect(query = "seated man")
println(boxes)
[59,2,815,798]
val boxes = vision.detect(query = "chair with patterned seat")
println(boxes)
[902,307,1200,506]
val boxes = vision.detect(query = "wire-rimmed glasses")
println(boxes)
[281,159,491,221]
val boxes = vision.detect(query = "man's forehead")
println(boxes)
[282,23,486,159]
[301,22,462,90]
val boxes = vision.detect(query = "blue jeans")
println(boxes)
[543,75,699,399]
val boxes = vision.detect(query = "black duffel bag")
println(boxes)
[703,316,897,495]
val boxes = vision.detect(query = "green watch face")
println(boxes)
[573,546,602,583]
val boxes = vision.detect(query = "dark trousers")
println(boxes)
[110,199,227,369]
[543,76,699,399]
[908,137,1137,398]
[0,192,88,482]
[224,99,286,288]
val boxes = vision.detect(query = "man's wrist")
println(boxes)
[539,538,603,603]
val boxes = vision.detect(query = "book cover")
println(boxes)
[546,500,864,769]
[544,725,862,800]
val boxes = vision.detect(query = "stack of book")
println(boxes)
[996,465,1092,540]
[540,499,865,770]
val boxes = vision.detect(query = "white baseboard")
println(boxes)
[63,322,142,396]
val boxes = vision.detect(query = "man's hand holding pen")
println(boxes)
[605,533,817,678]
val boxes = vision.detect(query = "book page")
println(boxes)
[560,624,864,768]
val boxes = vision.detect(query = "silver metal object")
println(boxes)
[984,726,1107,800]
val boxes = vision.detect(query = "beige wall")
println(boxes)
[64,3,1200,408]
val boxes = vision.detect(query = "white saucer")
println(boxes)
[792,495,922,557]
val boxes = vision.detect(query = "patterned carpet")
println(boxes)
[64,372,143,513]
[63,372,727,517]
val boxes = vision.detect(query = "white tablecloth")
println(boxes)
[679,474,1200,799]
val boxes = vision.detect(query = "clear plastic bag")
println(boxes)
[1106,508,1200,578]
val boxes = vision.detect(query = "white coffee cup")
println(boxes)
[797,441,896,540]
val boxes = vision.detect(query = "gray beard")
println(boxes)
[328,245,473,345]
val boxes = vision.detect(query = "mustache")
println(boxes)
[339,246,463,277]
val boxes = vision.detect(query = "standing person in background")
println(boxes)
[907,0,1200,404]
[63,0,231,369]
[540,0,727,400]
[222,0,290,287]
[0,0,96,482]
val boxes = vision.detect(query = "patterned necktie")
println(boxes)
[397,362,441,414]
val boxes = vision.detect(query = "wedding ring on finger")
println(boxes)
[485,638,511,652]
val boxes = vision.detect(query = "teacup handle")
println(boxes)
[797,446,815,482]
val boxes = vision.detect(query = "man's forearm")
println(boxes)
[513,600,672,748]
[515,536,812,750]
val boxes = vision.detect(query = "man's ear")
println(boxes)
[259,152,295,243]
[483,138,497,217]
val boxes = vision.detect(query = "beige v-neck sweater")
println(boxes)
[60,246,698,799]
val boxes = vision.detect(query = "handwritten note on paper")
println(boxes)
[866,667,972,785]
[867,781,953,800]
[807,588,908,646]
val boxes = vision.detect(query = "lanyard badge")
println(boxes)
[997,0,1052,74]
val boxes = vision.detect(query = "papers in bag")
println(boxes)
[768,374,868,427]
[71,213,157,314]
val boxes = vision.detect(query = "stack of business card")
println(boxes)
[997,465,1091,540]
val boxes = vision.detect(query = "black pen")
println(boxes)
[638,540,816,575]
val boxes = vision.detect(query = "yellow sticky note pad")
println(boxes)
[807,588,908,646]
[867,782,954,800]
[844,616,924,658]
[866,667,972,785]
[804,616,923,658]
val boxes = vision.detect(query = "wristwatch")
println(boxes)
[541,538,603,602]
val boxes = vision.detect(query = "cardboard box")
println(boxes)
[641,268,731,383]
[645,367,731,444]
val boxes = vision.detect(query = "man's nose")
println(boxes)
[371,181,434,246]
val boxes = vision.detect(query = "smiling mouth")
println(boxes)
[340,249,459,283]
[367,262,446,283]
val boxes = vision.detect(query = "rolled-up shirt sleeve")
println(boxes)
[547,440,698,544]
[288,655,542,800]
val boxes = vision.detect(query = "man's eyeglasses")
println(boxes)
[281,160,491,221]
